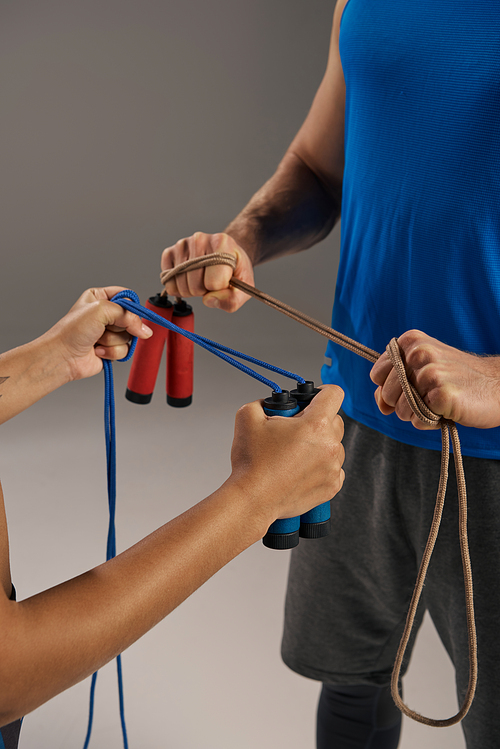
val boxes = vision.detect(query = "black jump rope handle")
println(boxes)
[262,382,332,550]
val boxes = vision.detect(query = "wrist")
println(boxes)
[0,336,72,425]
[479,355,500,426]
[219,473,275,543]
[224,223,260,267]
[30,330,74,388]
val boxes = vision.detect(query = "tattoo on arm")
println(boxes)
[0,376,10,397]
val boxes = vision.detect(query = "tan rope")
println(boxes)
[160,252,478,727]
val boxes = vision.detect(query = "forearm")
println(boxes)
[0,334,70,426]
[0,479,267,725]
[225,150,342,266]
[0,387,345,724]
[0,288,151,426]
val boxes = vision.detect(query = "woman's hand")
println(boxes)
[43,287,153,382]
[229,385,345,530]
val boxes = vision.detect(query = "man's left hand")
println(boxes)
[370,330,500,429]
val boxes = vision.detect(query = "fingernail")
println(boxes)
[205,297,220,309]
[142,324,153,336]
[95,347,106,357]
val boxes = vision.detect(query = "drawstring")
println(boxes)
[161,252,478,728]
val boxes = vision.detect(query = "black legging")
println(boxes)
[316,684,402,749]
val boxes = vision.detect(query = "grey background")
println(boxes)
[0,1,464,747]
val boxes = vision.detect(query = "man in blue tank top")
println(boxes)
[163,1,500,746]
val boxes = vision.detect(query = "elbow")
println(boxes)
[0,712,23,731]
[0,612,38,726]
[286,148,343,211]
[0,648,28,727]
[0,681,25,729]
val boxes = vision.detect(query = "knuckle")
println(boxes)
[315,414,330,432]
[213,232,234,253]
[330,466,345,497]
[417,366,445,396]
[98,331,112,345]
[235,402,253,423]
[224,298,240,313]
[94,299,108,315]
[395,400,411,421]
[399,329,425,348]
[192,232,208,254]
[323,384,345,409]
[204,269,231,293]
[425,382,453,413]
[406,342,437,369]
[424,387,441,410]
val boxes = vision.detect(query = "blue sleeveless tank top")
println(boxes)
[322,0,500,458]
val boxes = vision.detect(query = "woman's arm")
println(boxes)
[0,287,344,724]
[0,385,344,726]
[0,287,152,425]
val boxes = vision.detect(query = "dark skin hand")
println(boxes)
[0,288,345,726]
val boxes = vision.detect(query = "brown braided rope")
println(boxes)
[161,252,478,727]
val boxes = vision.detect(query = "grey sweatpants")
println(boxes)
[282,414,500,748]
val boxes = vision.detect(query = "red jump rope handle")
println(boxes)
[167,300,194,407]
[125,294,173,404]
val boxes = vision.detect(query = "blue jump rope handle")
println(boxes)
[262,395,301,550]
[262,385,332,550]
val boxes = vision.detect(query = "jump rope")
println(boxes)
[84,254,477,746]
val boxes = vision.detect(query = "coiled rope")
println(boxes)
[160,252,478,728]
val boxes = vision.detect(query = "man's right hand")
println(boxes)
[161,232,255,313]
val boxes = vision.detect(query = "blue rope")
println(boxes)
[82,673,97,749]
[111,290,305,391]
[84,289,305,748]
[84,357,132,749]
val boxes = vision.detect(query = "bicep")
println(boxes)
[288,0,348,192]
